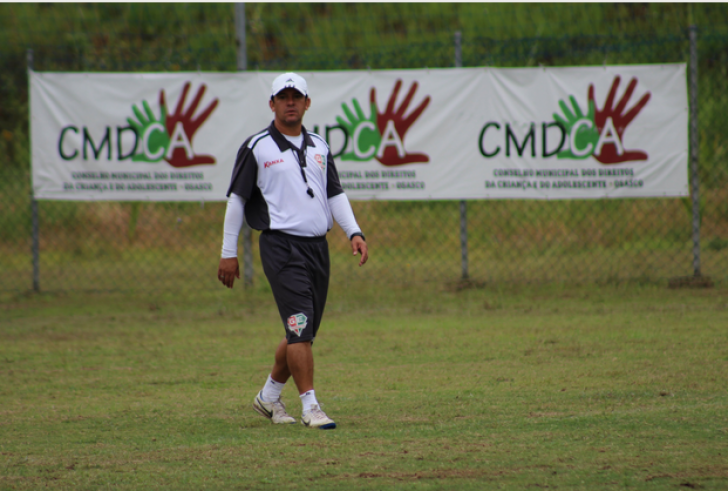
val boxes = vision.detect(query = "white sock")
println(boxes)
[299,389,319,413]
[260,374,285,402]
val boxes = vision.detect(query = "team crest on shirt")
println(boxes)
[314,154,325,170]
[287,313,308,336]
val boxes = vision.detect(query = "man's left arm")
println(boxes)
[329,193,368,266]
[325,153,368,267]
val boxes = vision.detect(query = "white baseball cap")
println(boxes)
[271,72,308,98]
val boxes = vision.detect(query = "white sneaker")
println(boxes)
[252,391,296,424]
[301,404,336,429]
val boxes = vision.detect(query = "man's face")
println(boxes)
[270,88,310,128]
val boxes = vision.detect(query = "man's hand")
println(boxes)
[218,257,240,288]
[351,236,368,267]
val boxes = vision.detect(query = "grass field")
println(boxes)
[1,282,727,490]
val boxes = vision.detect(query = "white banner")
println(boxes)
[30,64,688,201]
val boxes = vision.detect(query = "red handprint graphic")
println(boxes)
[371,79,430,166]
[588,76,650,164]
[162,82,219,168]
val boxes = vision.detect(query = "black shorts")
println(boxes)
[259,230,330,344]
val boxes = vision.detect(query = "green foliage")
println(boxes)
[707,237,728,251]
[0,167,31,243]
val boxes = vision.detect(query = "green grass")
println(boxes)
[2,283,727,490]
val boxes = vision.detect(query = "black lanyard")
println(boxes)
[291,139,314,198]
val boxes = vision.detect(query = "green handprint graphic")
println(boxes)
[553,95,598,160]
[335,97,381,161]
[127,97,169,163]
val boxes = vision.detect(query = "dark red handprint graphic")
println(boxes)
[162,82,219,168]
[588,76,650,164]
[371,79,430,166]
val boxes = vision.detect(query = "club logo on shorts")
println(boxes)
[287,313,308,336]
[314,154,325,170]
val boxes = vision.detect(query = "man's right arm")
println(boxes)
[218,193,245,288]
[220,135,262,288]
[221,193,245,258]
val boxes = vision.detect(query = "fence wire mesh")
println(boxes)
[2,3,728,292]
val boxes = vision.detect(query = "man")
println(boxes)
[217,72,368,430]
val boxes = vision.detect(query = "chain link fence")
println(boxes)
[2,3,728,293]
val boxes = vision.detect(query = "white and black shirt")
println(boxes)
[221,122,362,257]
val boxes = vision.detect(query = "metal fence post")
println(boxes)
[234,3,248,74]
[689,25,702,278]
[235,3,254,287]
[28,48,40,292]
[455,31,469,281]
[31,198,40,292]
